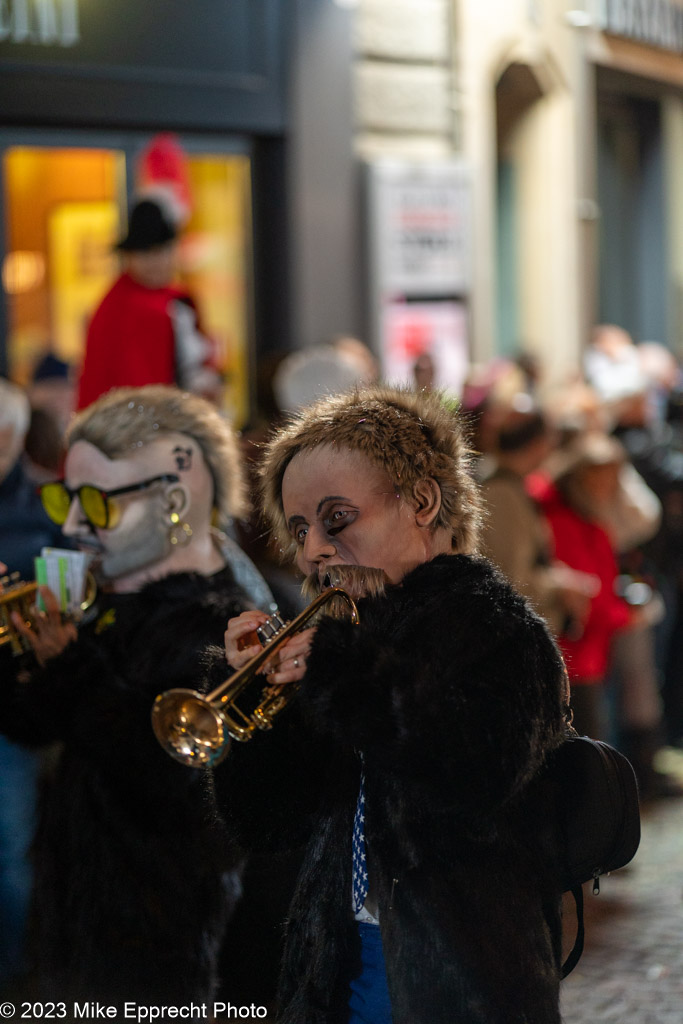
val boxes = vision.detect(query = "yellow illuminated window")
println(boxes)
[183,154,252,426]
[3,145,252,424]
[3,147,125,384]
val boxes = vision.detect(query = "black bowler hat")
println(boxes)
[116,198,177,252]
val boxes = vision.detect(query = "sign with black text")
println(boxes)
[367,161,471,297]
[595,0,683,54]
[365,160,472,393]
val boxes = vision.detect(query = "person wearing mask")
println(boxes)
[1,385,255,1007]
[211,386,569,1024]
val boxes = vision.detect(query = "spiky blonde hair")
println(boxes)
[260,385,482,561]
[67,385,248,522]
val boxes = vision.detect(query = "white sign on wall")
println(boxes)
[366,160,472,393]
[367,160,472,297]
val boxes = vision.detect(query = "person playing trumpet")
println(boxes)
[0,379,70,995]
[0,385,261,1007]
[214,385,569,1024]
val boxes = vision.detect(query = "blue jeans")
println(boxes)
[0,737,40,988]
[348,922,393,1024]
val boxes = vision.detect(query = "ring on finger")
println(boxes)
[293,657,300,668]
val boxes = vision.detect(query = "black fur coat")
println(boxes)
[214,554,568,1024]
[0,566,248,1007]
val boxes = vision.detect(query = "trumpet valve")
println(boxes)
[236,612,286,652]
[253,684,298,730]
[256,612,287,646]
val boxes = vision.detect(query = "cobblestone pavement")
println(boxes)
[561,750,683,1024]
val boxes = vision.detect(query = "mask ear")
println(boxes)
[412,478,442,527]
[165,484,190,517]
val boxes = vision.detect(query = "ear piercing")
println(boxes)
[168,510,193,546]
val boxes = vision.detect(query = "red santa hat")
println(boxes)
[137,133,193,226]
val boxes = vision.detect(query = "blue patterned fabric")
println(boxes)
[348,922,393,1024]
[352,767,368,913]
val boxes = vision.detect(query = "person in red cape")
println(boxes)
[528,432,634,739]
[77,197,220,409]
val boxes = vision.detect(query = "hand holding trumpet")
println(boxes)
[11,585,77,667]
[224,609,315,686]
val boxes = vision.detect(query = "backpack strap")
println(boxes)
[562,884,585,978]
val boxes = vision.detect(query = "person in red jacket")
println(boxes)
[528,431,634,739]
[77,198,220,409]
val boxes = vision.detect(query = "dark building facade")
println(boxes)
[0,0,359,424]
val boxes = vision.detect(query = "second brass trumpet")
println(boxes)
[0,571,97,656]
[0,577,38,655]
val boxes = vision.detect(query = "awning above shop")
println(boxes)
[0,0,288,133]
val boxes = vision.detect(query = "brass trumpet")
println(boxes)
[0,577,38,655]
[0,571,97,655]
[151,586,360,768]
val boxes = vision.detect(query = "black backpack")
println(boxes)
[546,728,641,977]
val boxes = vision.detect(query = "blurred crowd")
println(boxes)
[473,324,683,804]
[5,312,683,777]
[1,201,683,1010]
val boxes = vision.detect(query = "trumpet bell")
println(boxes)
[151,689,231,767]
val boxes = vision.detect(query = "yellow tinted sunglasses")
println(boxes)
[39,474,179,529]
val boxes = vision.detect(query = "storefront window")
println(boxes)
[183,153,252,425]
[2,143,252,424]
[3,146,125,385]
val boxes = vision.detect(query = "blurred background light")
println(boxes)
[2,250,46,295]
